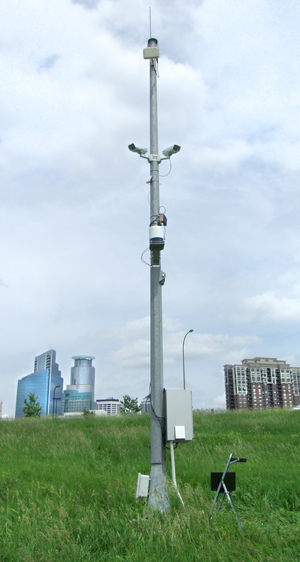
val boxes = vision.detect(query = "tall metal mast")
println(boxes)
[147,37,169,512]
[129,37,180,513]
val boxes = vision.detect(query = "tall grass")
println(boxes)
[0,409,299,560]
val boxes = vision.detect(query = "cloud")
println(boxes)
[109,317,262,369]
[107,317,150,342]
[38,54,60,71]
[281,355,299,367]
[71,0,100,9]
[240,290,300,323]
[213,393,226,408]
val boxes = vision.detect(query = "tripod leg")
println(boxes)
[210,454,233,520]
[217,492,226,511]
[223,483,242,529]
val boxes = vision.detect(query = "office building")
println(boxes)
[15,350,63,417]
[141,394,151,413]
[95,397,122,415]
[225,357,300,410]
[63,356,95,413]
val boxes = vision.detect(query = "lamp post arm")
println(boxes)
[53,385,60,416]
[182,330,193,390]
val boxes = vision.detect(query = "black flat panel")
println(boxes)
[211,472,236,492]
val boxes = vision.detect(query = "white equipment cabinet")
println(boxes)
[164,389,193,442]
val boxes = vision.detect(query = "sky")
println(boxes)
[1,0,300,416]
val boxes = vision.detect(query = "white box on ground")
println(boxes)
[136,473,150,498]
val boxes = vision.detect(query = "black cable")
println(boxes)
[165,442,178,451]
[150,214,160,226]
[150,400,166,446]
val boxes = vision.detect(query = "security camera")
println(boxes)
[162,144,181,157]
[128,143,148,156]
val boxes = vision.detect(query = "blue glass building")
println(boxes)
[15,350,64,417]
[63,356,95,413]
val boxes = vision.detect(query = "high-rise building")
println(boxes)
[62,356,95,413]
[225,357,300,410]
[141,394,151,413]
[15,350,63,417]
[95,397,121,415]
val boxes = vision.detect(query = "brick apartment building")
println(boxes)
[224,357,300,410]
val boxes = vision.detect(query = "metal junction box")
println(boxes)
[143,46,160,59]
[164,389,193,442]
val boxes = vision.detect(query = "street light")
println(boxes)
[53,385,60,415]
[183,330,193,390]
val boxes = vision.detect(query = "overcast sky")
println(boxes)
[1,0,300,416]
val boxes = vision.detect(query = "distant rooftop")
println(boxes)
[96,397,120,402]
[72,355,95,360]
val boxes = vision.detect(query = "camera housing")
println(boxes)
[162,145,181,158]
[128,143,148,156]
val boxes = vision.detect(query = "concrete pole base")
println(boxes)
[148,464,170,513]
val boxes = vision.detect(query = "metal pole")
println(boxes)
[56,398,61,415]
[183,330,193,390]
[147,38,170,513]
[53,385,60,416]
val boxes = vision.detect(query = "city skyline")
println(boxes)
[11,350,300,418]
[1,1,300,417]
[15,350,122,417]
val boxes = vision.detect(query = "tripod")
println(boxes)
[210,453,247,529]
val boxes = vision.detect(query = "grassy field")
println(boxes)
[0,408,299,561]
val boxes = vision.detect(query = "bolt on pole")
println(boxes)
[146,38,170,513]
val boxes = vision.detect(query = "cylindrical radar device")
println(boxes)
[149,224,165,251]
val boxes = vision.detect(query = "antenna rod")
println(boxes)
[149,7,152,38]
